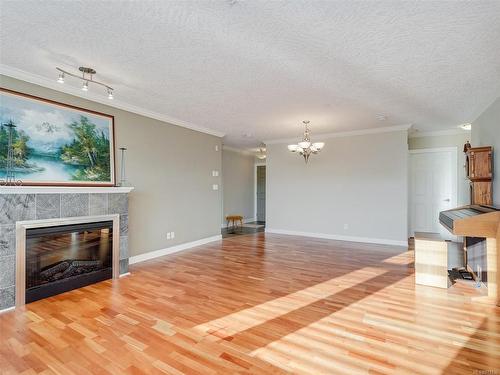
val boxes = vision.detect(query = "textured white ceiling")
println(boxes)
[1,1,499,148]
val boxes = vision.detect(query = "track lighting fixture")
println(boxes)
[56,67,114,99]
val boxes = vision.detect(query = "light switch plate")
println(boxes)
[212,170,219,177]
[215,145,219,151]
[171,232,175,239]
[212,184,219,190]
[167,232,171,239]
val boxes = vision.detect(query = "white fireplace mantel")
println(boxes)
[0,186,134,194]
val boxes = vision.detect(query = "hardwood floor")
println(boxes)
[1,233,499,374]
[221,221,265,238]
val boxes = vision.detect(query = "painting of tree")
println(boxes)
[0,122,33,169]
[60,116,111,181]
[0,89,115,185]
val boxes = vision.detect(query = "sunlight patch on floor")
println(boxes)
[250,276,489,375]
[193,266,387,338]
[382,251,413,265]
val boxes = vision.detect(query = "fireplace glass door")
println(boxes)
[25,221,113,303]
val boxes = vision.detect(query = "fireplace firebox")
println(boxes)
[25,221,114,303]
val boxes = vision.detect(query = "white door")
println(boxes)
[409,148,457,239]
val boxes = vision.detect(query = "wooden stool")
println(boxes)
[226,215,243,233]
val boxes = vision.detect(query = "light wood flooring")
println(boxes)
[1,233,499,374]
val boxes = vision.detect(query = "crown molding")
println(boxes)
[222,145,254,156]
[264,124,412,145]
[408,128,471,138]
[0,64,225,138]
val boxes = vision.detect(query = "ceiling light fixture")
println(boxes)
[288,121,325,163]
[257,142,266,160]
[56,67,114,99]
[459,123,472,131]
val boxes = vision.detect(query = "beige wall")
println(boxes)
[409,132,471,206]
[1,75,223,256]
[222,148,255,222]
[472,97,500,206]
[266,130,408,245]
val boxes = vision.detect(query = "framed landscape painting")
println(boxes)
[0,88,115,186]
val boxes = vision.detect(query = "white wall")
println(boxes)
[266,130,408,246]
[472,97,500,206]
[222,148,255,222]
[409,132,471,206]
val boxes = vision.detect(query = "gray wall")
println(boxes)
[266,130,408,244]
[409,132,471,206]
[1,75,223,257]
[472,97,500,206]
[222,148,255,222]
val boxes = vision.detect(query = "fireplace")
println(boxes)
[25,221,114,303]
[16,215,120,306]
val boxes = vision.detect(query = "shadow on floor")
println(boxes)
[442,317,500,374]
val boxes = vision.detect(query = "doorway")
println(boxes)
[409,148,458,239]
[256,165,266,223]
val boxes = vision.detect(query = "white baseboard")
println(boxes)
[265,228,407,247]
[119,272,131,278]
[221,217,256,228]
[129,235,222,265]
[0,306,15,315]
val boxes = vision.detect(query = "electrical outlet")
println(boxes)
[212,170,219,177]
[171,232,175,239]
[166,232,171,240]
[343,224,349,230]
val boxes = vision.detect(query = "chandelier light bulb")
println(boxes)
[288,144,299,152]
[57,73,64,83]
[107,89,114,100]
[312,142,325,150]
[298,141,311,149]
[82,81,89,91]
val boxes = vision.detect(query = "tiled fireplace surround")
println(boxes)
[0,190,131,310]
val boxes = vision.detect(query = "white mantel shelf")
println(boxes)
[0,186,134,194]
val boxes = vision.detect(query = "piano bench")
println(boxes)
[414,232,463,289]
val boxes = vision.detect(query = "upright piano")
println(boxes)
[439,205,500,305]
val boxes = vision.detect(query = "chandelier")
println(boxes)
[287,121,325,163]
[256,142,266,160]
[56,67,114,99]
